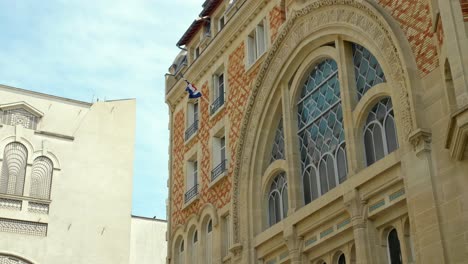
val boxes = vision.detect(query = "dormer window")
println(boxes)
[0,102,43,130]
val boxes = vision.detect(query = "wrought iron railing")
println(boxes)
[184,184,199,203]
[185,120,198,140]
[211,159,227,181]
[210,95,225,115]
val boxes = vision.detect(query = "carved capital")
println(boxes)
[409,128,432,155]
[229,243,243,259]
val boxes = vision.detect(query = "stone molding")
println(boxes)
[445,105,468,160]
[231,0,416,245]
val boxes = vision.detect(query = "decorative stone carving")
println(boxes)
[0,218,47,237]
[0,255,32,264]
[231,0,415,244]
[0,198,22,211]
[409,128,432,156]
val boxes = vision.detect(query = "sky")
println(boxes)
[0,0,201,219]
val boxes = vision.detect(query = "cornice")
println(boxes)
[165,0,269,108]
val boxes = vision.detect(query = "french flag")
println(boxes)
[185,80,202,99]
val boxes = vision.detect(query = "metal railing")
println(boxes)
[184,184,199,203]
[211,159,227,181]
[185,120,198,140]
[210,95,225,115]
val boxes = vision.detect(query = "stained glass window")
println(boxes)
[271,118,285,162]
[364,98,398,166]
[352,43,386,100]
[268,172,288,226]
[297,59,347,205]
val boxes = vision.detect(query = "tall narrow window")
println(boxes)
[363,98,398,166]
[338,254,346,264]
[218,16,225,32]
[211,72,225,114]
[268,172,288,226]
[0,142,28,196]
[247,19,267,65]
[185,160,198,203]
[352,43,386,100]
[206,219,213,264]
[387,229,402,264]
[29,156,53,199]
[179,240,185,264]
[212,135,227,181]
[222,215,231,258]
[186,102,199,140]
[191,231,198,264]
[297,59,347,205]
[270,118,285,162]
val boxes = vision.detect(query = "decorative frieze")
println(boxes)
[0,218,47,237]
[0,198,22,211]
[28,202,49,214]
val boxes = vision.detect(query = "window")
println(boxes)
[338,254,346,264]
[203,20,211,37]
[185,102,199,140]
[211,72,225,114]
[247,19,267,65]
[297,59,347,205]
[0,142,28,196]
[363,98,398,166]
[193,47,200,61]
[206,219,213,264]
[268,172,288,226]
[387,229,402,264]
[222,214,231,258]
[191,230,198,264]
[218,16,225,32]
[29,156,53,199]
[178,240,185,264]
[211,135,227,181]
[270,118,285,162]
[352,43,386,100]
[185,160,198,203]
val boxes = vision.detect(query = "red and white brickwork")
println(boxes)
[269,5,286,44]
[461,0,468,21]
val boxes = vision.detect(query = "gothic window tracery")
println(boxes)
[268,172,288,226]
[29,156,53,199]
[352,43,386,100]
[297,59,347,205]
[270,117,285,162]
[0,142,28,196]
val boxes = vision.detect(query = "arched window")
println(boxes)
[190,230,198,264]
[387,229,402,264]
[352,43,386,100]
[338,253,346,264]
[178,240,185,264]
[29,156,53,199]
[206,219,213,264]
[364,98,398,166]
[297,59,347,205]
[0,142,28,195]
[271,118,285,162]
[0,254,33,264]
[268,172,288,226]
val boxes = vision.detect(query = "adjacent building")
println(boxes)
[165,0,468,263]
[0,84,136,263]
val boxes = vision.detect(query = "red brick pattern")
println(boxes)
[170,110,186,229]
[269,5,286,44]
[378,0,439,76]
[461,0,468,21]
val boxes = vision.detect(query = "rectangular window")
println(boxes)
[247,19,267,66]
[194,47,200,60]
[218,16,225,31]
[185,102,199,140]
[185,160,198,203]
[211,72,225,114]
[222,214,231,257]
[212,135,227,181]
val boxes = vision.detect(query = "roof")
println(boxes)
[176,0,223,47]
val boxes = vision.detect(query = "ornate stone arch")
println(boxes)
[0,253,35,264]
[231,0,421,255]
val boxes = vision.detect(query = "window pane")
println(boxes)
[385,114,398,153]
[271,118,285,162]
[282,186,288,218]
[326,155,336,189]
[319,160,328,194]
[352,43,386,100]
[338,254,346,264]
[373,124,385,161]
[337,146,347,183]
[303,168,311,204]
[364,129,375,166]
[269,196,276,226]
[388,229,402,264]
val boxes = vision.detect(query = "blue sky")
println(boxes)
[0,0,200,219]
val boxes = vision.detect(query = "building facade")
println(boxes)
[0,84,136,264]
[165,0,468,263]
[130,216,168,264]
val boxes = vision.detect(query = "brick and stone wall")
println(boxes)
[461,0,468,21]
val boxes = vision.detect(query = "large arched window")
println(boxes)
[0,142,28,195]
[387,229,402,264]
[297,59,347,205]
[364,98,398,166]
[29,156,54,199]
[268,172,288,226]
[206,219,213,264]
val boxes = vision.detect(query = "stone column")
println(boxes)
[284,226,304,264]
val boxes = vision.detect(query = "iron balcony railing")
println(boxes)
[184,184,199,203]
[210,95,225,115]
[185,120,198,140]
[211,159,227,181]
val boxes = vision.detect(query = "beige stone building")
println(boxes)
[130,216,168,264]
[0,84,137,263]
[165,0,468,263]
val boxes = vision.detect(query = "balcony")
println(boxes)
[211,159,227,181]
[185,120,198,141]
[184,184,199,203]
[210,95,225,115]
